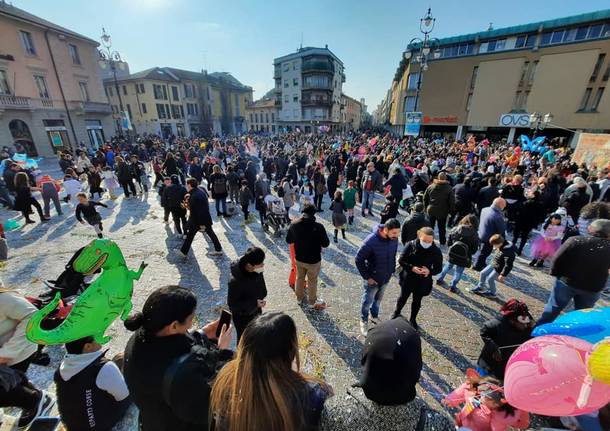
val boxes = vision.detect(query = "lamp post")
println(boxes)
[403,8,441,112]
[98,28,125,139]
[529,112,553,138]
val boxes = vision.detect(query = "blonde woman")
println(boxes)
[211,312,332,431]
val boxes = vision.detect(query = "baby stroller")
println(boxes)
[264,198,289,237]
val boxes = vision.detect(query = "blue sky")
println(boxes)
[18,0,610,111]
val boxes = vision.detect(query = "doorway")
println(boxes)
[8,119,38,156]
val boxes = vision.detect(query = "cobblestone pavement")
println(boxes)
[2,161,608,429]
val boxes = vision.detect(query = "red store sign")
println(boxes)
[422,115,458,124]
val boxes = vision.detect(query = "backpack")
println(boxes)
[213,177,227,194]
[277,184,285,198]
[448,240,471,267]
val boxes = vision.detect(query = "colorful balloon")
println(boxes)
[589,339,610,385]
[532,307,610,343]
[3,219,22,231]
[504,335,610,416]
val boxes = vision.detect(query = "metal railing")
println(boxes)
[0,95,31,107]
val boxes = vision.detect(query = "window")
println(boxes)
[293,61,297,70]
[165,104,170,118]
[120,85,126,96]
[0,70,10,95]
[579,88,593,111]
[540,32,552,45]
[156,103,166,119]
[19,31,36,55]
[180,105,184,118]
[141,103,147,114]
[171,86,179,101]
[520,61,530,84]
[591,54,606,81]
[466,93,473,112]
[487,39,505,52]
[184,84,193,98]
[33,75,49,99]
[78,81,90,101]
[67,44,81,65]
[284,95,289,102]
[162,86,168,100]
[551,30,565,44]
[249,114,253,123]
[255,113,259,123]
[591,88,605,111]
[283,63,289,72]
[513,90,529,110]
[495,39,506,51]
[126,104,132,119]
[293,95,298,102]
[284,80,289,88]
[515,34,536,48]
[153,84,162,99]
[266,113,269,123]
[528,61,539,84]
[470,66,478,89]
[407,72,420,90]
[134,83,140,94]
[293,78,298,86]
[575,26,589,41]
[564,28,577,43]
[139,83,145,94]
[603,64,610,81]
[404,96,417,112]
[107,86,113,97]
[588,24,603,39]
[104,87,108,97]
[603,23,610,38]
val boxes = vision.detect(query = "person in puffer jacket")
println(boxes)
[162,175,188,237]
[470,234,516,298]
[355,219,401,336]
[437,214,479,293]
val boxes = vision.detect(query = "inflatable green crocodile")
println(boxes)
[26,239,146,345]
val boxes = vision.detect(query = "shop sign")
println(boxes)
[422,115,458,124]
[499,113,530,127]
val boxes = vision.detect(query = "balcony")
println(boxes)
[0,95,31,110]
[302,98,332,107]
[302,83,333,90]
[69,101,112,115]
[302,60,334,74]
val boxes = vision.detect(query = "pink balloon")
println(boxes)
[504,335,610,417]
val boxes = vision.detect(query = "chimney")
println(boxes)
[325,44,328,49]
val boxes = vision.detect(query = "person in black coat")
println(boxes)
[162,175,188,236]
[476,178,500,213]
[187,157,204,184]
[512,190,545,255]
[179,179,223,257]
[123,286,233,431]
[227,247,267,341]
[477,299,533,380]
[383,168,407,202]
[392,227,443,329]
[400,203,430,245]
[115,157,136,198]
[449,176,476,226]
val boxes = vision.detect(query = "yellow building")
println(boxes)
[0,2,113,156]
[246,95,279,133]
[341,93,363,131]
[387,10,610,144]
[104,67,252,138]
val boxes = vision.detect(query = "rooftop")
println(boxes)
[0,1,98,45]
[274,46,343,66]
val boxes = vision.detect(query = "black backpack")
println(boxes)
[213,177,227,195]
[448,240,471,267]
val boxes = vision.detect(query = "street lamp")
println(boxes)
[529,112,553,137]
[98,28,125,139]
[402,8,441,112]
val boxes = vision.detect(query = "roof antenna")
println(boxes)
[488,22,494,31]
[300,32,303,50]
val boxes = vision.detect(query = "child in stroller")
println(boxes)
[263,193,289,236]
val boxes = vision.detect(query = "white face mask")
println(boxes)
[253,266,264,274]
[420,240,432,249]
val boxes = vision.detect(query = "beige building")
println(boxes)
[340,93,363,131]
[104,67,252,138]
[246,92,279,133]
[386,10,610,144]
[0,2,113,156]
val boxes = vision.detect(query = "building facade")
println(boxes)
[104,67,252,138]
[273,46,345,133]
[0,2,113,157]
[246,95,279,133]
[386,10,610,144]
[340,94,362,131]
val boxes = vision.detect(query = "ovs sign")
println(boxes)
[499,113,530,128]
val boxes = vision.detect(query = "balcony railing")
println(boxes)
[302,60,334,74]
[302,83,333,90]
[0,95,31,108]
[302,98,332,107]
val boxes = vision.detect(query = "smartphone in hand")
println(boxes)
[216,309,232,338]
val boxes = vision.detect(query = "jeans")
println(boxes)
[361,282,387,322]
[429,215,447,244]
[438,263,465,289]
[215,197,227,215]
[474,241,493,270]
[361,190,375,214]
[537,278,602,325]
[475,265,498,293]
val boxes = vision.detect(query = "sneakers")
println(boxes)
[481,291,498,298]
[359,320,368,336]
[436,279,446,286]
[449,287,459,294]
[309,300,327,311]
[18,390,55,429]
[467,286,483,293]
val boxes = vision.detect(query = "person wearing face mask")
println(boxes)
[355,219,401,336]
[478,299,533,380]
[392,227,443,330]
[227,247,268,341]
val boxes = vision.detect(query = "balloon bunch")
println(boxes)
[519,135,547,153]
[504,307,610,416]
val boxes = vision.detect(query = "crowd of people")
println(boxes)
[0,129,609,431]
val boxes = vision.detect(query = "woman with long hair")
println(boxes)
[123,286,233,431]
[14,172,49,223]
[211,312,332,431]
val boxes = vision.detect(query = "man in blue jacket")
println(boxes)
[473,198,506,271]
[355,219,401,336]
